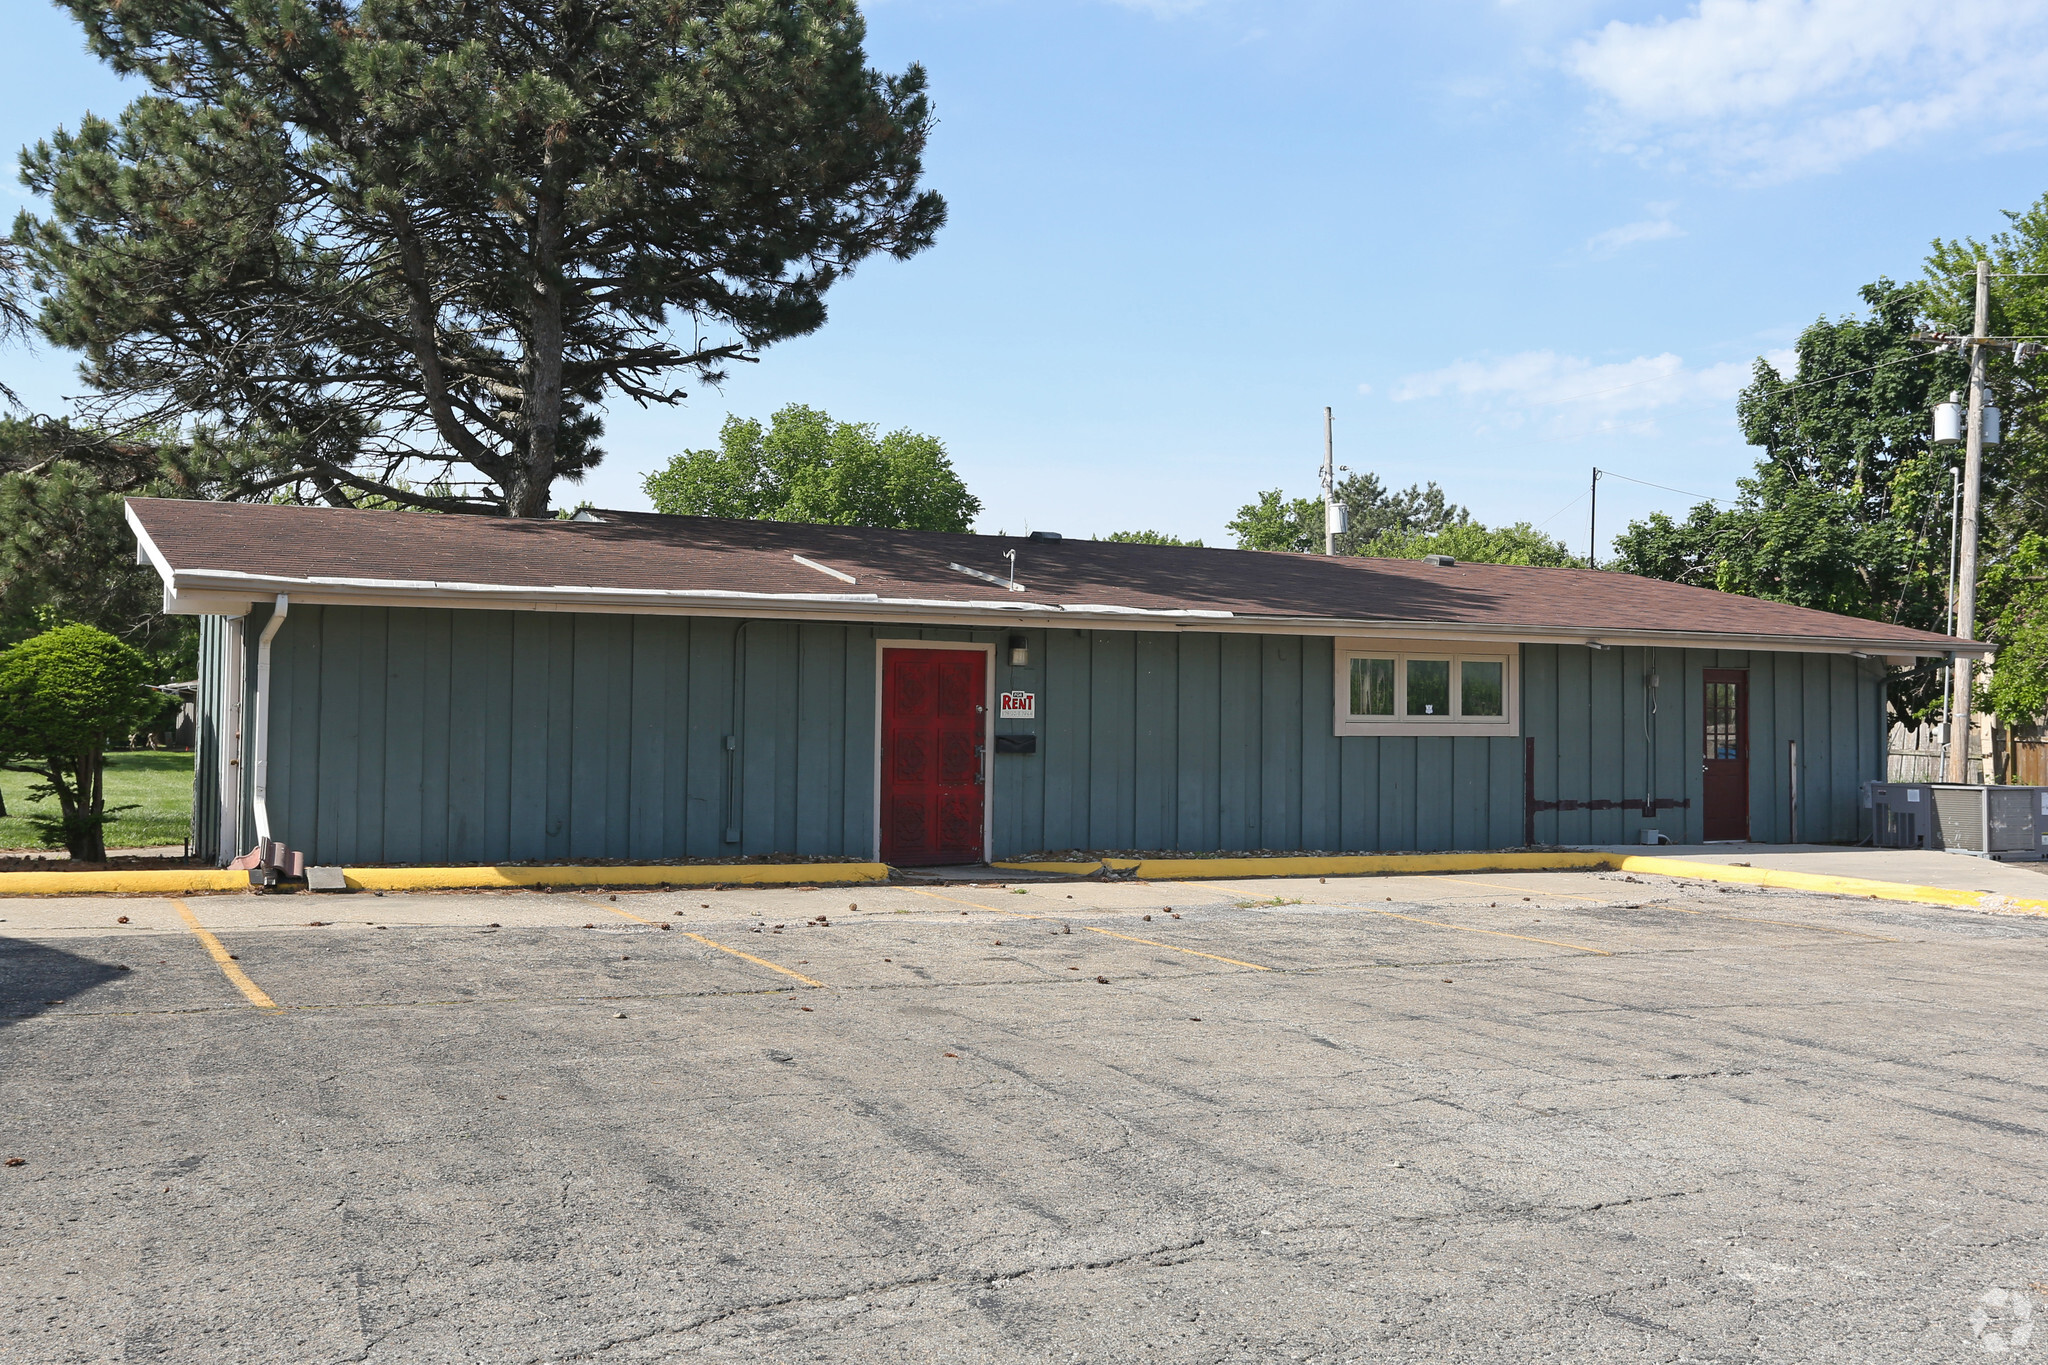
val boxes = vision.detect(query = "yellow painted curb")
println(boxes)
[339,863,891,891]
[994,852,1617,880]
[1613,855,2048,917]
[0,862,890,896]
[0,869,251,896]
[993,850,2048,918]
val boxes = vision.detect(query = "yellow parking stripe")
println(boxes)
[910,887,1272,970]
[682,934,828,989]
[1076,925,1271,970]
[588,897,828,988]
[169,899,279,1009]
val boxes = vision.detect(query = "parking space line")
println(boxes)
[680,935,827,988]
[909,888,1273,970]
[1077,925,1272,970]
[587,897,828,987]
[590,899,665,927]
[169,899,280,1009]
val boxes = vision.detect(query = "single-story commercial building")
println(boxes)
[125,499,1984,868]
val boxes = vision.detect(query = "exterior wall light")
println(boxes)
[1009,634,1029,667]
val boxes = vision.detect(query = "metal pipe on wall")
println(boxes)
[1789,739,1800,844]
[724,619,756,844]
[250,594,290,847]
[219,616,246,866]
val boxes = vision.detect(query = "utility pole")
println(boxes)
[1321,406,1337,556]
[1947,259,1990,783]
[1588,467,1601,568]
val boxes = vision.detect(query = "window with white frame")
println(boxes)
[1334,642,1517,737]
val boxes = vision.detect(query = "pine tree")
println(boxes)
[17,0,945,516]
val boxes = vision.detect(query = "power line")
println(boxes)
[1594,469,1734,506]
[1532,487,1588,530]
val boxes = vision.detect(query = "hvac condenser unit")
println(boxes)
[1926,784,2048,861]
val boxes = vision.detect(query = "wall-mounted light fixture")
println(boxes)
[1586,641,1612,651]
[1009,634,1029,667]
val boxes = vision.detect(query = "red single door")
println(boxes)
[1702,669,1749,841]
[881,649,987,865]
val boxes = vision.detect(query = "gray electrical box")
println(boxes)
[1866,782,1932,849]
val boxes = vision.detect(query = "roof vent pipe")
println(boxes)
[251,594,289,846]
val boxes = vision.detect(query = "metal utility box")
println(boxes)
[1925,784,2048,860]
[1866,782,1933,849]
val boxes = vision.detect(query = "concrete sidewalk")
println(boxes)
[1587,841,2048,900]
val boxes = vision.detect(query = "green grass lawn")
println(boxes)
[0,751,194,853]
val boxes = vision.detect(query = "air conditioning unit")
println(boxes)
[1926,784,2048,860]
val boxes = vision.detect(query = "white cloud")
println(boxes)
[1564,0,2048,180]
[1587,201,1683,255]
[1390,349,1766,436]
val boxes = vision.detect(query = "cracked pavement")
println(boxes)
[3,869,2046,1362]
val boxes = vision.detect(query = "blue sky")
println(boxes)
[6,0,2048,550]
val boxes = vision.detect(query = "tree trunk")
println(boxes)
[86,752,105,862]
[509,183,566,519]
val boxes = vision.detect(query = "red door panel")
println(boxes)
[882,649,986,865]
[1702,669,1749,841]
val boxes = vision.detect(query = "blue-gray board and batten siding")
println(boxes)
[194,604,1890,865]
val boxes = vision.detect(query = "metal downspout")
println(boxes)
[251,595,289,847]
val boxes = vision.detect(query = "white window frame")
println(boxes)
[1333,638,1519,738]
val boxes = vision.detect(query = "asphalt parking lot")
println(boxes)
[4,870,2046,1364]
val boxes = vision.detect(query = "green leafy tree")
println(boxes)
[1363,520,1579,567]
[1922,196,2048,742]
[1099,530,1203,547]
[0,623,164,859]
[1610,278,1962,725]
[1980,534,2048,731]
[1227,489,1324,552]
[644,405,980,531]
[18,0,945,516]
[1230,474,1468,553]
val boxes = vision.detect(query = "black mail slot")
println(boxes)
[995,733,1037,755]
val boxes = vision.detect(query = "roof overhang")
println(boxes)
[125,503,1982,661]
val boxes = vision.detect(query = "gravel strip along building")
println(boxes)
[125,499,1984,868]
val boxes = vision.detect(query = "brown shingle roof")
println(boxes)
[125,498,1977,655]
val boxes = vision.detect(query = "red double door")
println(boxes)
[881,649,987,865]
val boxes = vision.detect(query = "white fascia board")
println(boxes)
[155,565,1978,656]
[1314,617,1983,659]
[125,502,176,579]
